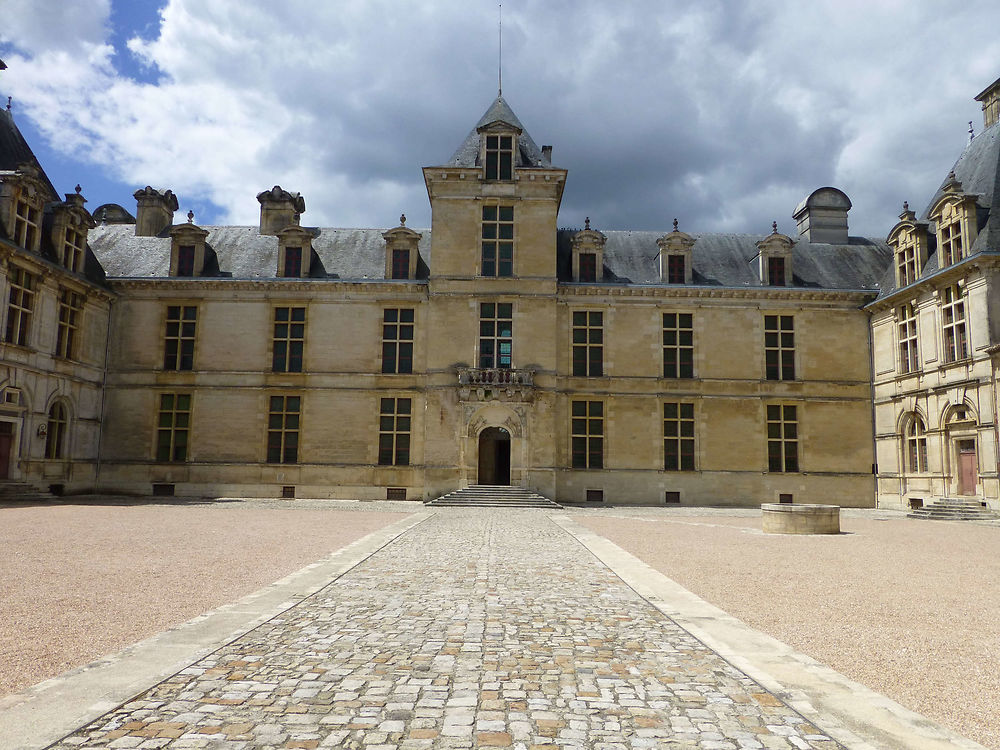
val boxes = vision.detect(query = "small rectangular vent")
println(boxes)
[4,390,21,406]
[386,487,406,501]
[909,497,923,510]
[665,491,680,504]
[152,483,175,497]
[779,493,793,504]
[49,483,65,496]
[586,489,604,503]
[281,485,295,499]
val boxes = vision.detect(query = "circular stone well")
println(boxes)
[761,503,841,534]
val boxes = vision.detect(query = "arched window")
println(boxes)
[45,402,68,459]
[905,415,927,473]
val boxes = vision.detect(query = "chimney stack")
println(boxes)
[792,187,851,245]
[256,186,306,235]
[975,76,1000,130]
[133,186,178,236]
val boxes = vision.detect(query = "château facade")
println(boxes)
[2,72,1000,510]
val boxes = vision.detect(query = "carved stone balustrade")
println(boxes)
[457,367,535,402]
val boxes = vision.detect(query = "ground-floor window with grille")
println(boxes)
[267,395,300,464]
[571,400,603,469]
[156,393,191,462]
[664,402,695,471]
[766,404,798,472]
[378,397,411,466]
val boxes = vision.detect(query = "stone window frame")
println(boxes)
[266,394,301,464]
[56,288,84,360]
[903,412,928,474]
[764,314,795,381]
[484,133,515,181]
[45,400,69,460]
[571,309,604,377]
[754,229,794,287]
[155,393,191,463]
[940,284,969,363]
[927,178,978,270]
[479,301,513,369]
[571,399,604,470]
[481,204,514,278]
[662,312,694,379]
[163,304,197,371]
[897,302,919,375]
[571,221,607,283]
[663,401,695,472]
[277,226,314,278]
[888,207,929,288]
[382,219,421,281]
[272,306,306,373]
[766,403,799,473]
[12,196,41,252]
[4,266,36,347]
[377,396,411,466]
[381,308,414,375]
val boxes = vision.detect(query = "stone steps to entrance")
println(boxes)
[426,484,561,508]
[908,496,1000,522]
[0,481,58,502]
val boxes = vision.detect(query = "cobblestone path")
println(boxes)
[52,510,842,750]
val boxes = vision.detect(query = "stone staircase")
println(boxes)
[426,484,561,509]
[0,481,59,502]
[907,497,1000,522]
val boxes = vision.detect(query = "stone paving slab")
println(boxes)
[39,509,846,750]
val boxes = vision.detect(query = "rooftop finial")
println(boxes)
[6,96,10,112]
[969,120,976,142]
[585,216,590,230]
[75,184,82,194]
[498,4,503,97]
[400,213,406,226]
[903,200,909,212]
[187,209,194,223]
[772,220,778,234]
[673,218,678,232]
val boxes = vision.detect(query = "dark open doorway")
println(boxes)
[478,427,511,485]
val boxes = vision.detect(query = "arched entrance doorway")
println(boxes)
[478,427,511,485]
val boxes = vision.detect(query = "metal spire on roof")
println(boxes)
[498,4,503,97]
[673,218,679,232]
[772,220,778,234]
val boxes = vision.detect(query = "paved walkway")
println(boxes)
[47,510,839,750]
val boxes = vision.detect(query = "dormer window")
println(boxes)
[382,214,421,280]
[13,198,40,250]
[277,226,313,278]
[177,246,195,276]
[571,218,606,282]
[755,223,794,287]
[928,172,978,269]
[50,188,95,273]
[283,247,302,277]
[485,134,514,181]
[657,221,695,284]
[63,226,85,271]
[888,203,929,287]
[169,215,209,277]
[0,163,52,253]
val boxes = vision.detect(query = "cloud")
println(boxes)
[1,0,999,239]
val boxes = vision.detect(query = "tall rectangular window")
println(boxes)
[664,402,695,471]
[281,246,302,277]
[572,311,603,377]
[56,289,83,360]
[391,248,410,279]
[662,313,693,378]
[4,267,35,347]
[163,305,196,370]
[485,134,514,181]
[764,315,795,380]
[571,400,604,469]
[579,253,597,282]
[156,393,191,462]
[382,308,414,374]
[63,227,85,272]
[273,307,305,372]
[267,395,300,464]
[378,397,411,466]
[482,205,514,277]
[479,302,512,369]
[13,199,39,250]
[896,237,919,286]
[176,245,195,277]
[767,404,798,472]
[767,256,786,286]
[898,303,919,374]
[940,219,964,266]
[667,255,685,284]
[941,284,968,362]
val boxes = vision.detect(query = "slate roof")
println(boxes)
[0,107,57,199]
[89,219,889,290]
[445,96,550,169]
[874,119,1000,300]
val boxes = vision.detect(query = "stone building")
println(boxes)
[5,74,1000,509]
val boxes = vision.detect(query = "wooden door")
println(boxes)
[0,422,12,480]
[958,441,978,495]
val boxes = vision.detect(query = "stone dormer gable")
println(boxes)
[383,214,421,280]
[276,224,313,278]
[755,223,794,286]
[49,186,96,272]
[657,220,695,284]
[975,75,1000,130]
[570,218,606,282]
[927,172,978,268]
[0,162,54,252]
[792,187,851,244]
[887,202,930,288]
[169,212,209,277]
[133,186,178,237]
[257,186,305,236]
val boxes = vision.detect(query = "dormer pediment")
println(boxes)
[49,187,96,272]
[570,218,606,282]
[755,224,794,286]
[656,221,695,284]
[169,214,209,277]
[276,225,314,278]
[383,214,422,279]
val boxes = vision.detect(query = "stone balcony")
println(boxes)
[457,367,535,402]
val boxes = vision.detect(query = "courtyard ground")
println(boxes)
[0,499,996,748]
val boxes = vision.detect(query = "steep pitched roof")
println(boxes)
[0,107,58,199]
[444,95,549,168]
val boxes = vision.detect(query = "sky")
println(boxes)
[1,0,999,238]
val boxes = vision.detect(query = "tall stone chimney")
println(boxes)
[792,187,851,244]
[256,186,305,235]
[975,76,1000,130]
[133,186,178,236]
